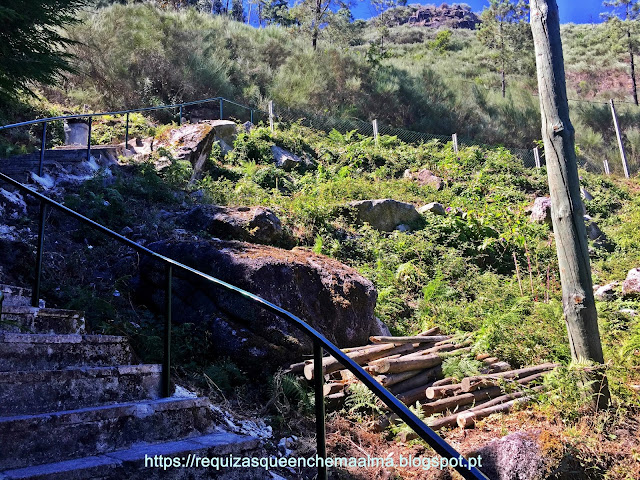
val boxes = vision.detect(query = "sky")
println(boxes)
[352,0,607,24]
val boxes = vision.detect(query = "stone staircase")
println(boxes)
[0,285,267,479]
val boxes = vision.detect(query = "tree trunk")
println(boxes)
[312,0,321,50]
[530,0,609,410]
[501,66,506,98]
[628,29,638,106]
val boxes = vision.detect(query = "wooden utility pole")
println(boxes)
[530,0,609,409]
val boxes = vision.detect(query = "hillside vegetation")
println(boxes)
[22,117,637,477]
[0,4,630,175]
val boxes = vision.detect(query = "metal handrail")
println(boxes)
[0,97,257,177]
[0,171,487,479]
[0,97,257,130]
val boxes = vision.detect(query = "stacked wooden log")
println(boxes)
[288,326,557,431]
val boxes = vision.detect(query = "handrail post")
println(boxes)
[250,109,254,124]
[86,117,92,162]
[162,264,173,397]
[179,106,183,126]
[32,202,47,307]
[124,112,129,148]
[219,99,223,120]
[313,340,327,480]
[39,122,47,177]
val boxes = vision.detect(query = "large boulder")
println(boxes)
[178,205,291,246]
[204,120,238,154]
[403,169,443,190]
[135,239,379,369]
[583,214,610,250]
[418,202,446,216]
[348,199,421,232]
[154,123,217,182]
[271,146,313,171]
[530,196,552,224]
[622,268,640,299]
[594,282,619,301]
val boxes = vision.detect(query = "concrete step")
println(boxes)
[0,364,163,416]
[0,397,224,471]
[0,306,85,335]
[0,431,265,480]
[0,333,136,372]
[0,285,45,308]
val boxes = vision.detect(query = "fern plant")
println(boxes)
[441,355,483,382]
[266,370,313,415]
[344,382,384,416]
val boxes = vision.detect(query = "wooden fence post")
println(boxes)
[534,147,541,169]
[268,100,274,133]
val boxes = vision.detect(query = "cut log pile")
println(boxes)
[288,326,558,431]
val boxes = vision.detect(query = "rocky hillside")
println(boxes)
[406,3,481,29]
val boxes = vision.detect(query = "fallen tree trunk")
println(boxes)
[419,327,441,336]
[481,361,511,374]
[400,341,470,360]
[373,347,473,375]
[376,369,422,388]
[461,363,558,392]
[371,353,442,374]
[432,377,456,387]
[426,383,462,400]
[369,335,451,344]
[422,386,503,416]
[388,366,442,395]
[323,382,346,396]
[467,385,543,412]
[397,382,434,405]
[304,342,419,380]
[457,396,532,429]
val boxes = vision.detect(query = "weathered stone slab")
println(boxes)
[0,364,164,416]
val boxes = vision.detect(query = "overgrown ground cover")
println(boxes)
[11,118,639,477]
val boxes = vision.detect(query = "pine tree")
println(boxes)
[477,0,532,97]
[0,0,86,100]
[602,0,640,105]
[231,0,245,21]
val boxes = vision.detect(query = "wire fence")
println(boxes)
[270,105,541,170]
[2,93,639,179]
